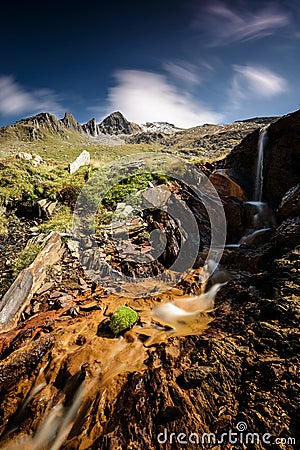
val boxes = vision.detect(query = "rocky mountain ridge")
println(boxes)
[0,110,280,144]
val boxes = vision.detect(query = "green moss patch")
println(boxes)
[109,306,138,335]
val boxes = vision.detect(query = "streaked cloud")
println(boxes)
[163,61,200,86]
[0,75,64,117]
[197,1,290,45]
[104,70,223,128]
[232,64,287,97]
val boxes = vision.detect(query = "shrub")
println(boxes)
[109,306,138,335]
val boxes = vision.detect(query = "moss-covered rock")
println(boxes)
[109,306,138,335]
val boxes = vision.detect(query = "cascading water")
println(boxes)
[225,125,276,248]
[254,128,268,202]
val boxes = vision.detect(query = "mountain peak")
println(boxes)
[60,112,82,133]
[99,111,134,135]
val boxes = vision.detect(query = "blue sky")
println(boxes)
[0,0,299,127]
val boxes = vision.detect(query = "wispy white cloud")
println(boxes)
[104,70,223,128]
[197,1,290,45]
[230,64,288,109]
[233,64,287,96]
[163,61,200,86]
[0,75,64,117]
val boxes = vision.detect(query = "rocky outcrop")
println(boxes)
[16,152,44,166]
[224,109,300,209]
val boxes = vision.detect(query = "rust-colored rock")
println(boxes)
[209,169,247,201]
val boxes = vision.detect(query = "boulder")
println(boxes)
[277,184,300,221]
[142,186,171,209]
[69,150,90,174]
[209,169,247,201]
[0,232,64,330]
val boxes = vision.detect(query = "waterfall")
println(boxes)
[225,126,275,248]
[254,128,268,201]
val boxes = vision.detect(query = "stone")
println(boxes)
[17,152,44,166]
[209,169,247,201]
[37,199,57,218]
[17,152,33,161]
[142,186,171,209]
[67,240,80,255]
[277,183,300,221]
[69,150,90,174]
[32,155,44,166]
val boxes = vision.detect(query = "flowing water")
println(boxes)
[1,263,225,449]
[225,127,275,249]
[254,128,268,202]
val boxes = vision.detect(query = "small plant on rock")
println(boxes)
[109,306,138,335]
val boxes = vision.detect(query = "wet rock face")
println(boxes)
[223,128,260,194]
[264,110,300,209]
[222,197,246,243]
[224,109,300,209]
